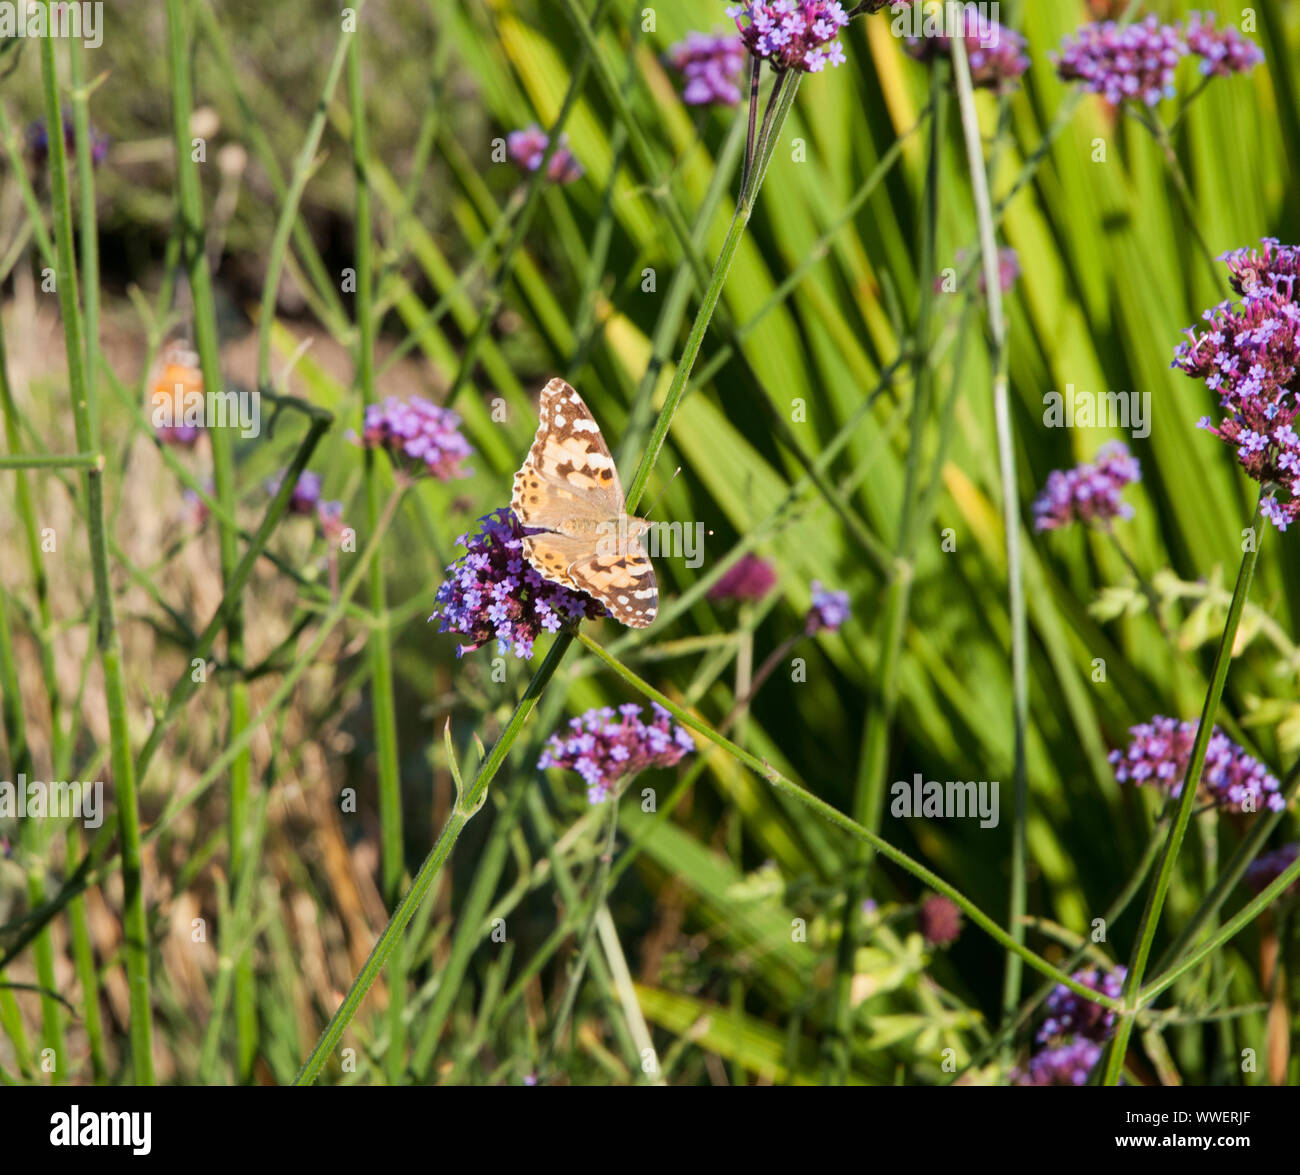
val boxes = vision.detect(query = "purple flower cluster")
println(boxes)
[1244,844,1300,898]
[726,1,849,74]
[267,470,323,515]
[806,581,850,633]
[1032,442,1140,532]
[1172,242,1300,530]
[668,30,747,106]
[27,114,109,168]
[432,508,607,659]
[708,553,777,601]
[1183,12,1265,78]
[1053,13,1262,107]
[937,246,1020,295]
[506,125,584,184]
[904,7,1030,92]
[1038,966,1125,1045]
[539,703,695,803]
[1053,16,1187,106]
[359,396,472,481]
[917,893,963,946]
[1013,1037,1102,1086]
[1222,238,1300,301]
[1109,715,1284,814]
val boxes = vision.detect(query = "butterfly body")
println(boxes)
[511,379,658,628]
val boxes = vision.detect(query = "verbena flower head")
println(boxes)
[1032,442,1140,532]
[1038,966,1124,1044]
[507,124,584,183]
[26,113,109,168]
[432,508,606,659]
[1109,715,1284,814]
[1220,238,1300,302]
[317,499,346,542]
[1183,12,1265,78]
[267,470,323,515]
[708,553,777,601]
[904,5,1029,92]
[1171,243,1300,530]
[1013,1037,1102,1086]
[806,580,850,633]
[1244,843,1300,898]
[668,30,747,106]
[938,246,1020,295]
[539,703,695,804]
[1052,16,1187,107]
[917,893,963,946]
[359,396,472,481]
[726,1,850,74]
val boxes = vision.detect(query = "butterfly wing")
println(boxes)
[568,543,658,628]
[511,378,626,530]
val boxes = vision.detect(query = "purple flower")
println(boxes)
[359,396,472,481]
[1244,844,1300,899]
[668,30,747,106]
[1013,1037,1102,1086]
[267,470,323,515]
[806,580,850,634]
[937,246,1020,295]
[1172,244,1300,530]
[1109,715,1284,815]
[1032,442,1141,532]
[917,893,963,946]
[1052,16,1187,107]
[1220,238,1300,303]
[905,5,1029,92]
[507,124,584,184]
[431,508,607,659]
[539,703,695,803]
[26,113,109,169]
[1038,966,1125,1045]
[1183,12,1264,78]
[708,553,777,601]
[726,1,850,74]
[317,499,347,542]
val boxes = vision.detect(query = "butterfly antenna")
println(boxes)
[639,467,681,518]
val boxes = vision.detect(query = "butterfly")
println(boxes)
[147,339,204,445]
[511,378,658,628]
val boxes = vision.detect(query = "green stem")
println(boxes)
[38,3,153,1082]
[166,0,258,1079]
[539,794,621,1077]
[1098,493,1265,1085]
[825,65,945,1083]
[952,34,1028,1054]
[293,632,575,1085]
[348,25,407,1084]
[574,631,1119,1012]
[256,1,367,388]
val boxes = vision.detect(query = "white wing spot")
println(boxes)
[569,392,581,404]
[554,414,565,426]
[573,419,599,433]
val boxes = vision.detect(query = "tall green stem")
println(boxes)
[1099,494,1265,1084]
[166,0,258,1079]
[38,3,153,1082]
[951,36,1028,1052]
[348,24,408,1083]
